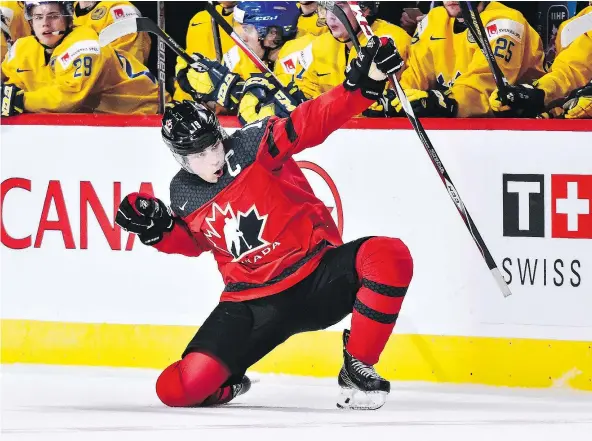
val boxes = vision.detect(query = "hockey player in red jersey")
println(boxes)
[115,36,412,410]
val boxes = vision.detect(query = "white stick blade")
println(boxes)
[491,268,512,297]
[99,18,138,47]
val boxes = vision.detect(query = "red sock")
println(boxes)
[155,352,230,407]
[347,237,413,365]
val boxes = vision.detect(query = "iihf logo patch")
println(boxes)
[204,203,270,261]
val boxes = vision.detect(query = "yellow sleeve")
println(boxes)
[399,18,433,91]
[1,32,6,63]
[185,10,218,61]
[185,6,235,62]
[1,39,27,88]
[24,39,105,113]
[536,33,592,105]
[555,6,592,56]
[451,17,533,117]
[102,2,152,64]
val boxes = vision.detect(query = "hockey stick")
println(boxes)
[459,1,511,104]
[99,16,208,69]
[203,1,287,92]
[156,1,166,113]
[209,1,223,62]
[337,1,511,297]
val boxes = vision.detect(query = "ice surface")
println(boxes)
[2,364,591,441]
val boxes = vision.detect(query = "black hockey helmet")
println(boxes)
[358,1,380,25]
[161,101,227,156]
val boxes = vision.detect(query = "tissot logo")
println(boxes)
[503,173,592,239]
[501,173,589,289]
[503,174,544,237]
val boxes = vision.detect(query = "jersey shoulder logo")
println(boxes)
[204,202,270,261]
[91,6,107,20]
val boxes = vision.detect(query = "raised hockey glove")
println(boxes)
[344,36,404,100]
[116,193,174,246]
[489,83,545,117]
[1,83,24,117]
[563,83,592,119]
[176,54,244,112]
[238,73,306,125]
[388,88,457,117]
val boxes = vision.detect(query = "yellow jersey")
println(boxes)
[73,1,151,64]
[294,19,411,100]
[1,1,30,60]
[273,33,316,85]
[173,5,235,102]
[401,2,544,117]
[186,5,235,61]
[175,32,316,103]
[296,9,328,38]
[2,25,159,114]
[536,6,592,106]
[224,33,319,85]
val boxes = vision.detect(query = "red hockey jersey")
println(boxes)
[154,85,373,301]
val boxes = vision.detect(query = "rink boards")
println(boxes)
[2,116,592,390]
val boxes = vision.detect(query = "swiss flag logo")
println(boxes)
[551,174,592,239]
[113,8,124,19]
[486,23,498,36]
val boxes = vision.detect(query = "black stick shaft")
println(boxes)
[340,1,511,297]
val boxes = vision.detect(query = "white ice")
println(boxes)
[2,364,592,441]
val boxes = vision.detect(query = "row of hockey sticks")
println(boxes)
[100,4,512,297]
[327,1,512,297]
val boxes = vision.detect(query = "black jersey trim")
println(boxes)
[224,240,331,292]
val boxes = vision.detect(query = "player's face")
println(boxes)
[30,4,68,48]
[325,3,357,41]
[235,24,261,53]
[185,141,226,183]
[443,1,462,18]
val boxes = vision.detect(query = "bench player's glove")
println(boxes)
[563,83,592,119]
[393,88,457,117]
[176,54,244,112]
[116,193,174,246]
[489,83,545,117]
[344,36,404,100]
[1,84,24,116]
[363,89,399,117]
[238,73,306,125]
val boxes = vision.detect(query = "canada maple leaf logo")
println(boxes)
[204,203,269,261]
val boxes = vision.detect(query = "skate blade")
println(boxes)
[336,387,387,410]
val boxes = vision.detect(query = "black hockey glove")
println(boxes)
[363,88,399,117]
[1,83,24,117]
[238,73,306,125]
[177,53,244,111]
[489,83,545,117]
[115,193,174,246]
[344,36,404,100]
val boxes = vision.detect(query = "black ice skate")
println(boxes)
[201,375,251,406]
[337,330,390,410]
